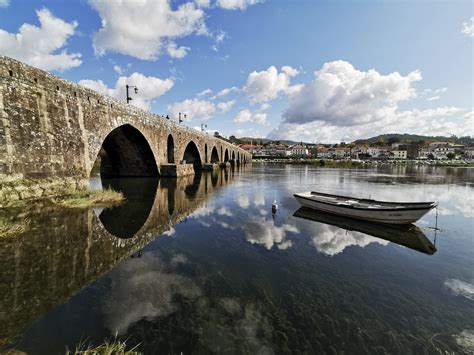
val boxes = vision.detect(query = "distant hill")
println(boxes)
[353,134,473,145]
[233,133,473,146]
[234,137,311,145]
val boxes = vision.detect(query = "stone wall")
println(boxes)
[0,56,251,197]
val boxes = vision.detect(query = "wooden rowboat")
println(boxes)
[293,191,437,225]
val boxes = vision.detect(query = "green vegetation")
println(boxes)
[53,188,124,209]
[66,338,140,355]
[0,216,30,238]
[353,133,473,145]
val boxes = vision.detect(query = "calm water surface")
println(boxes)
[1,164,473,354]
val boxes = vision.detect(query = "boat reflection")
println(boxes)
[293,207,437,255]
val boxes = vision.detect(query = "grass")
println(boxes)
[0,217,30,238]
[66,338,141,355]
[54,188,124,209]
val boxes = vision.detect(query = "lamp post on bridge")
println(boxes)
[126,85,138,104]
[178,112,186,124]
[201,123,207,132]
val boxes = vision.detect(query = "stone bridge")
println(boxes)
[0,56,251,197]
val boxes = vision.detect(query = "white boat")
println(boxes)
[294,191,437,225]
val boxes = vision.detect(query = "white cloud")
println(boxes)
[211,30,227,52]
[89,0,207,60]
[445,279,474,300]
[455,330,474,353]
[426,96,440,101]
[0,8,81,71]
[113,65,123,75]
[281,65,299,77]
[166,41,190,59]
[461,17,474,37]
[0,0,9,8]
[311,224,388,256]
[258,103,271,111]
[242,216,298,250]
[103,253,201,335]
[269,106,471,143]
[79,72,174,110]
[234,109,268,125]
[284,60,421,126]
[244,65,301,103]
[217,99,236,112]
[233,128,263,138]
[217,207,233,216]
[236,195,249,209]
[269,60,472,142]
[197,88,213,97]
[212,86,238,99]
[216,0,261,10]
[195,0,211,8]
[168,98,216,121]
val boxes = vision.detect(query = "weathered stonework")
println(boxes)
[0,56,251,198]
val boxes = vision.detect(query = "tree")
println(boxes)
[387,137,400,145]
[446,152,455,159]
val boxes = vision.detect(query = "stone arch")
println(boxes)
[98,124,158,177]
[210,146,219,163]
[167,134,175,163]
[183,141,202,168]
[224,148,229,162]
[220,146,223,162]
[205,143,208,163]
[232,151,235,161]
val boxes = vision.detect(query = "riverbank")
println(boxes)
[0,188,123,238]
[0,176,124,209]
[252,158,474,168]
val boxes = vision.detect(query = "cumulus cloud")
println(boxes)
[0,0,9,8]
[461,17,474,37]
[216,0,261,10]
[0,8,81,71]
[102,253,201,335]
[244,65,301,103]
[269,60,472,142]
[233,128,263,138]
[217,100,236,113]
[79,72,174,110]
[284,60,421,126]
[168,98,216,121]
[311,225,388,256]
[242,216,298,250]
[166,41,190,59]
[89,0,207,60]
[234,109,268,125]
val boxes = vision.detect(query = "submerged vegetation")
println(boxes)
[53,188,124,209]
[66,338,141,355]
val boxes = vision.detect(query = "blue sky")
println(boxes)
[0,0,472,142]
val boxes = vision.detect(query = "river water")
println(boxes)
[1,164,473,354]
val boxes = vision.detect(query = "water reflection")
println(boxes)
[0,170,238,348]
[294,207,437,255]
[99,177,159,238]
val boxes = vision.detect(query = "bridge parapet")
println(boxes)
[0,56,251,199]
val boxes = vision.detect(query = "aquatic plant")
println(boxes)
[66,338,140,355]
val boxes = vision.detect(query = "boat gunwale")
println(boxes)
[294,193,437,212]
[310,191,437,207]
